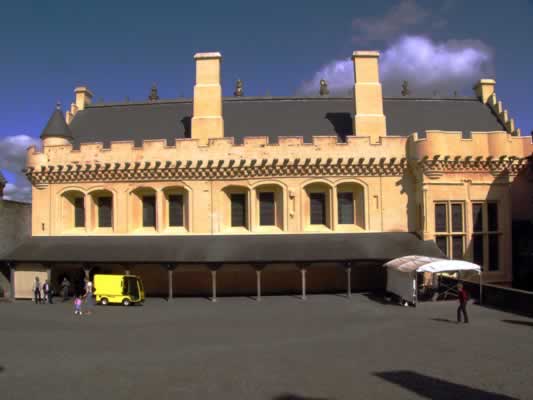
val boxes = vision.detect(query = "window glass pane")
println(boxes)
[472,203,483,232]
[310,192,326,225]
[435,204,447,232]
[231,193,246,227]
[452,235,464,260]
[488,202,498,231]
[337,192,354,225]
[435,236,448,257]
[169,195,184,227]
[259,192,275,226]
[74,197,85,228]
[142,195,156,227]
[488,234,499,271]
[472,234,484,267]
[98,197,112,228]
[451,204,463,232]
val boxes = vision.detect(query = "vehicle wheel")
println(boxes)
[100,298,109,306]
[122,299,131,307]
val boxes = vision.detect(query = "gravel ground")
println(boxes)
[1,294,532,400]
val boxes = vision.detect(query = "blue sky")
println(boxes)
[1,0,532,201]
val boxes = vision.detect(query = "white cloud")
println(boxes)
[3,182,32,203]
[0,134,38,203]
[380,36,494,95]
[298,35,494,97]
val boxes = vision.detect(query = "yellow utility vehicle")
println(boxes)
[93,274,145,306]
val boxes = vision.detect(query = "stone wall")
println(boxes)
[0,199,31,297]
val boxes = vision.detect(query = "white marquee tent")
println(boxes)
[383,255,482,305]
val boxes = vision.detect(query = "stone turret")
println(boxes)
[41,103,73,147]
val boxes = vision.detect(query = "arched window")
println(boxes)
[254,183,285,231]
[162,186,190,232]
[222,186,250,231]
[303,182,333,231]
[129,187,157,232]
[60,190,86,232]
[336,182,365,230]
[89,189,114,230]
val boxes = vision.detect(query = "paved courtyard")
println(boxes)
[1,294,532,400]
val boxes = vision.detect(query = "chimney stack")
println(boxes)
[352,51,387,144]
[474,79,496,104]
[191,52,224,144]
[74,86,93,111]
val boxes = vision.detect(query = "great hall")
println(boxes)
[3,51,532,299]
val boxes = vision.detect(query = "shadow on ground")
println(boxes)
[362,292,402,306]
[374,370,518,400]
[0,366,4,373]
[273,394,331,400]
[502,319,533,327]
[430,318,457,324]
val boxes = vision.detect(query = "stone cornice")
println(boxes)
[26,157,409,185]
[416,156,528,179]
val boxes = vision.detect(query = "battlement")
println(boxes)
[26,134,411,170]
[26,131,532,174]
[409,130,533,161]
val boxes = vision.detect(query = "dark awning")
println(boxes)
[2,233,443,265]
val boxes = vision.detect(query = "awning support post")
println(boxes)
[299,264,309,300]
[209,264,221,302]
[9,262,16,301]
[479,269,483,305]
[165,263,177,302]
[344,261,353,298]
[254,264,265,302]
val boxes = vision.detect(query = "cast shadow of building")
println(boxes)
[273,394,331,400]
[325,113,352,143]
[374,370,518,400]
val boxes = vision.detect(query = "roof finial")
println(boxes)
[319,79,329,96]
[149,83,159,101]
[234,79,244,97]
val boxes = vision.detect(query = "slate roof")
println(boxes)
[41,106,73,140]
[3,232,443,264]
[68,96,505,148]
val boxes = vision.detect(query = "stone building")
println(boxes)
[0,172,31,298]
[3,51,532,299]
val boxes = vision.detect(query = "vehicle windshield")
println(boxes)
[123,277,140,300]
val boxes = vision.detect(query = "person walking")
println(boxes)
[43,280,53,304]
[32,277,42,304]
[61,277,71,302]
[83,278,95,315]
[457,282,469,323]
[73,296,83,315]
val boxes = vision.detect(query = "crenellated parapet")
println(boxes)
[409,130,533,179]
[25,130,532,185]
[25,135,410,184]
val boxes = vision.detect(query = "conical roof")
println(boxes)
[40,104,72,140]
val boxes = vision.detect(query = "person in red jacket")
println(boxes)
[457,282,469,323]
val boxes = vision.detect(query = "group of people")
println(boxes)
[31,277,57,304]
[32,276,95,315]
